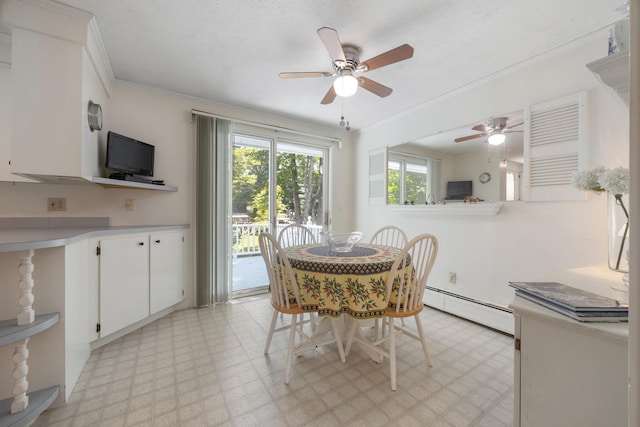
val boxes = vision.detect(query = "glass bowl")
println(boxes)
[321,231,364,253]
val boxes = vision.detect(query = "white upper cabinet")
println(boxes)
[1,0,112,183]
[0,32,33,182]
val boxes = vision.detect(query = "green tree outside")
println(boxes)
[232,145,324,225]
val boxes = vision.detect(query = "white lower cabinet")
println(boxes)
[99,235,150,337]
[98,231,183,338]
[150,231,184,314]
[512,298,628,427]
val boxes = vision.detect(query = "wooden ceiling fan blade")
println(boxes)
[320,86,337,105]
[317,27,346,63]
[472,124,488,132]
[359,44,414,72]
[454,133,486,143]
[358,77,393,97]
[279,71,333,79]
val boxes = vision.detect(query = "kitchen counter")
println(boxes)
[0,225,189,252]
[0,217,189,252]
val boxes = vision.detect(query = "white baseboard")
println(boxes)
[424,288,514,335]
[90,305,178,350]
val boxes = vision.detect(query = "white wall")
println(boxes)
[353,30,630,328]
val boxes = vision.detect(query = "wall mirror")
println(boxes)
[387,110,525,204]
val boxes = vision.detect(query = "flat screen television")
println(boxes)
[105,131,155,180]
[446,180,472,200]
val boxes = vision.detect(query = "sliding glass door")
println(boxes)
[275,142,326,244]
[231,134,272,295]
[230,133,328,296]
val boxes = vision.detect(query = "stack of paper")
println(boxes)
[509,281,628,322]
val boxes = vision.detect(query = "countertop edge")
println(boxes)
[0,224,190,253]
[509,295,628,343]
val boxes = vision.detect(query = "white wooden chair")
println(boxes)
[277,223,318,329]
[277,223,317,247]
[370,225,408,249]
[345,233,439,390]
[259,232,345,384]
[370,225,409,335]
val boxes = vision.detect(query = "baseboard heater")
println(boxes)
[425,286,513,314]
[424,286,515,334]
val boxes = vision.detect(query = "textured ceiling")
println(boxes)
[41,0,625,133]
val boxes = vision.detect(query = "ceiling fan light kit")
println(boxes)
[333,73,358,97]
[488,133,506,145]
[279,27,414,105]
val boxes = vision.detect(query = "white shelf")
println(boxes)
[90,177,177,191]
[587,50,630,106]
[0,386,59,427]
[0,313,59,347]
[391,202,503,216]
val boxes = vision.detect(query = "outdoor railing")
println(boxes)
[232,223,323,256]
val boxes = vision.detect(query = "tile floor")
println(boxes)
[34,295,515,426]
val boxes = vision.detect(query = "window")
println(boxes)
[387,159,401,204]
[388,152,440,204]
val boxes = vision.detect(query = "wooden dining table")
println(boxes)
[283,243,404,319]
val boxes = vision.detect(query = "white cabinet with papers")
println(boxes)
[511,295,628,426]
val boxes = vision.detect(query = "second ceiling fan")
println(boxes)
[279,27,414,104]
[454,117,523,145]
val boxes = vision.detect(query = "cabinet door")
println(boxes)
[99,235,150,337]
[518,314,627,426]
[149,231,183,314]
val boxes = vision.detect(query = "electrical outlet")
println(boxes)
[47,197,67,212]
[449,272,457,284]
[125,199,135,212]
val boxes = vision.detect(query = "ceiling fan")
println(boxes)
[454,117,523,145]
[279,27,414,104]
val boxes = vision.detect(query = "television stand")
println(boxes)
[109,173,153,184]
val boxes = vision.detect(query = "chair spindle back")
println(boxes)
[386,233,438,313]
[259,232,302,310]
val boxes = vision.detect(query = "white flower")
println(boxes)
[571,166,606,193]
[572,166,629,196]
[598,167,630,196]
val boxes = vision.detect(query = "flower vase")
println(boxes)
[608,192,629,291]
